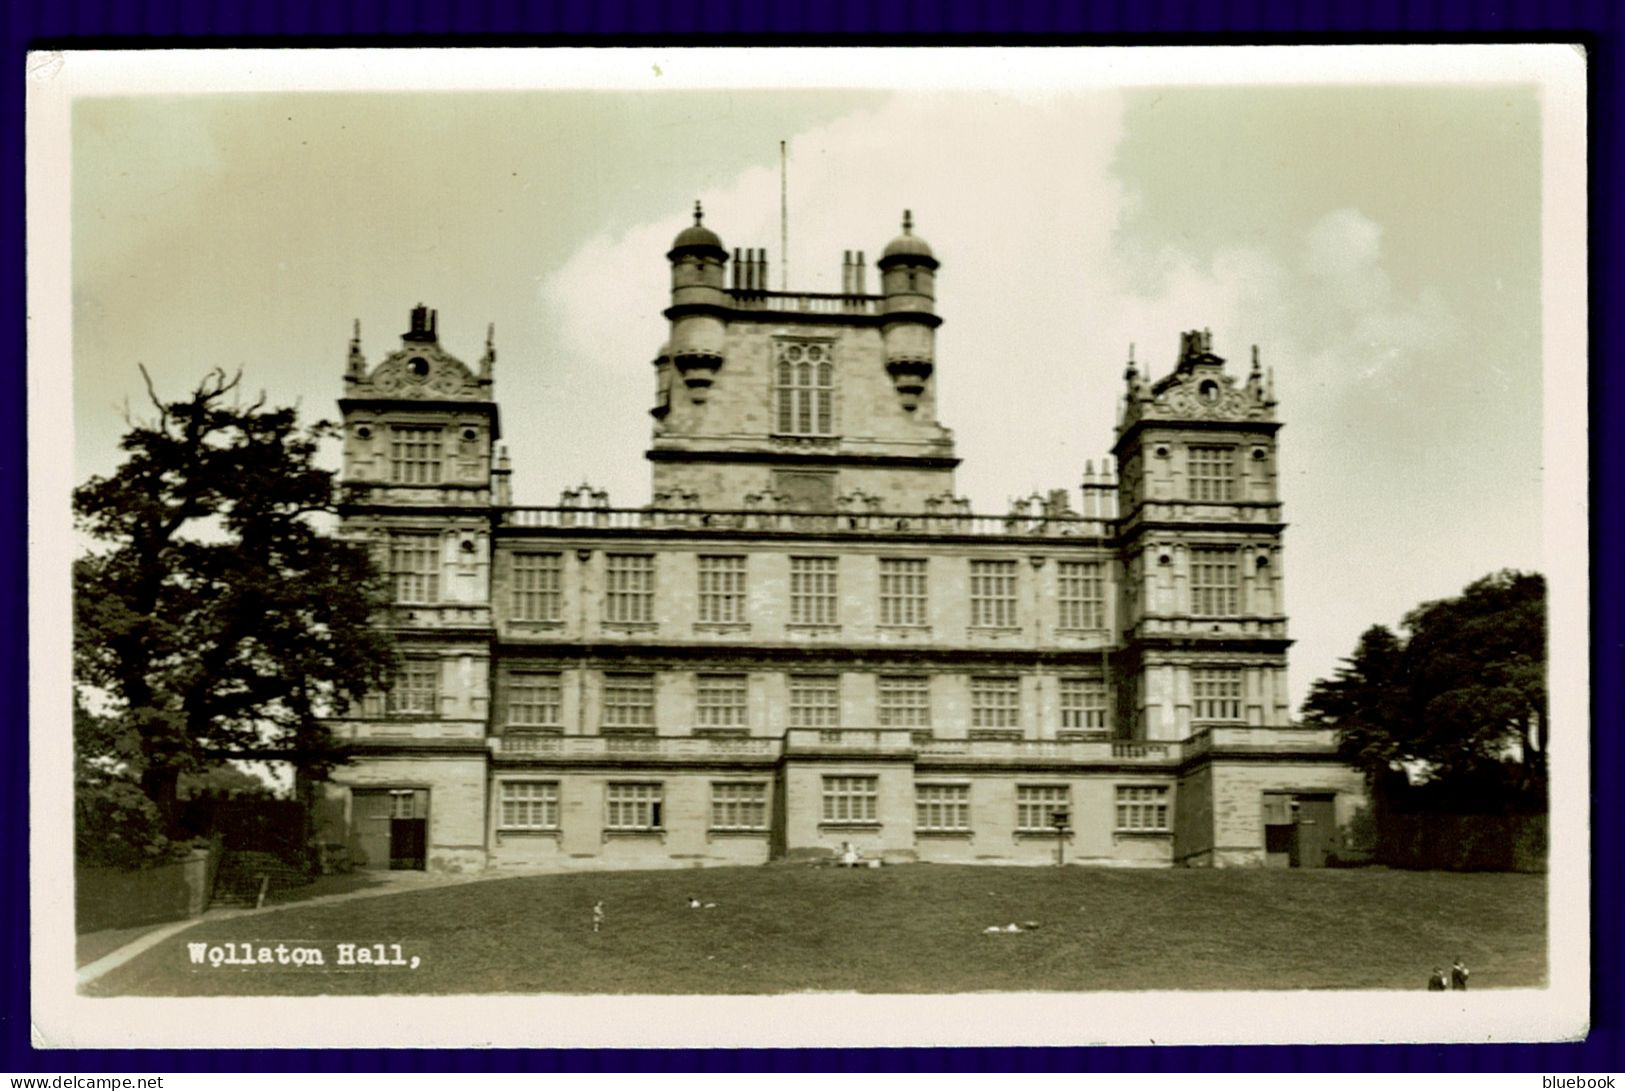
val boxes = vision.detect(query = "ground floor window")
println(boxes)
[710,781,768,831]
[500,781,560,831]
[606,782,663,831]
[1016,784,1070,832]
[822,775,878,823]
[915,783,970,832]
[1115,785,1170,832]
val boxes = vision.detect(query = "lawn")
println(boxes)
[83,864,1546,996]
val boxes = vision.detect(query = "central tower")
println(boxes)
[647,204,960,512]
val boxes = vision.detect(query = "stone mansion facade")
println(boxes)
[314,206,1366,873]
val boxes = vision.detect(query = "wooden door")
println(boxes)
[350,790,393,871]
[1292,794,1337,869]
[388,789,429,871]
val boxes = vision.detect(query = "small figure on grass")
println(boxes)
[1428,966,1448,991]
[592,900,605,933]
[687,895,702,909]
[1451,957,1470,991]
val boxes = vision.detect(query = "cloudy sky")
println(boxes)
[62,49,1564,710]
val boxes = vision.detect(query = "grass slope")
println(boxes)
[85,864,1546,996]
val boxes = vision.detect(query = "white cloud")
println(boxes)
[1305,206,1384,281]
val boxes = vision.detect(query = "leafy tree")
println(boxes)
[1303,624,1412,775]
[1303,570,1546,810]
[74,698,170,868]
[177,762,277,800]
[74,368,397,851]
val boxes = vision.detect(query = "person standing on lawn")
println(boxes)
[1451,958,1470,990]
[1428,966,1449,991]
[592,900,605,933]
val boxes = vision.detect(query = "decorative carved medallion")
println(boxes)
[362,347,482,400]
[1159,375,1255,421]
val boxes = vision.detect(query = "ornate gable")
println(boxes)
[345,304,494,402]
[1120,329,1275,430]
[362,343,485,400]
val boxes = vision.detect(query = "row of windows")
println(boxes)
[377,433,1252,500]
[380,665,1246,726]
[396,542,1261,624]
[497,672,1117,731]
[493,552,1112,628]
[496,779,1170,834]
[498,780,764,833]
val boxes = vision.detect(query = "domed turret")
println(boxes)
[879,209,937,267]
[877,210,941,413]
[878,211,939,304]
[666,202,729,404]
[667,200,727,261]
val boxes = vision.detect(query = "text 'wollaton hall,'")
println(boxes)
[314,204,1367,874]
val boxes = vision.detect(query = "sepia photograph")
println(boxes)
[27,45,1588,1049]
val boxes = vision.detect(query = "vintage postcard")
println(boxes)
[27,45,1588,1049]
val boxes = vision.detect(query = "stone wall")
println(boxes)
[1172,763,1216,865]
[781,760,919,861]
[652,318,957,512]
[76,843,220,933]
[321,747,1372,872]
[487,771,773,870]
[909,773,1175,867]
[1195,759,1367,867]
[328,754,489,873]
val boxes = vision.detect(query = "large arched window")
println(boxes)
[775,341,834,435]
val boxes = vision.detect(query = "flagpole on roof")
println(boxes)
[779,140,789,292]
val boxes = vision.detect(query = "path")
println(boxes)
[75,868,497,989]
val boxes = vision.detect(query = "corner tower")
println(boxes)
[1112,330,1288,742]
[336,303,501,745]
[341,304,501,502]
[647,204,959,512]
